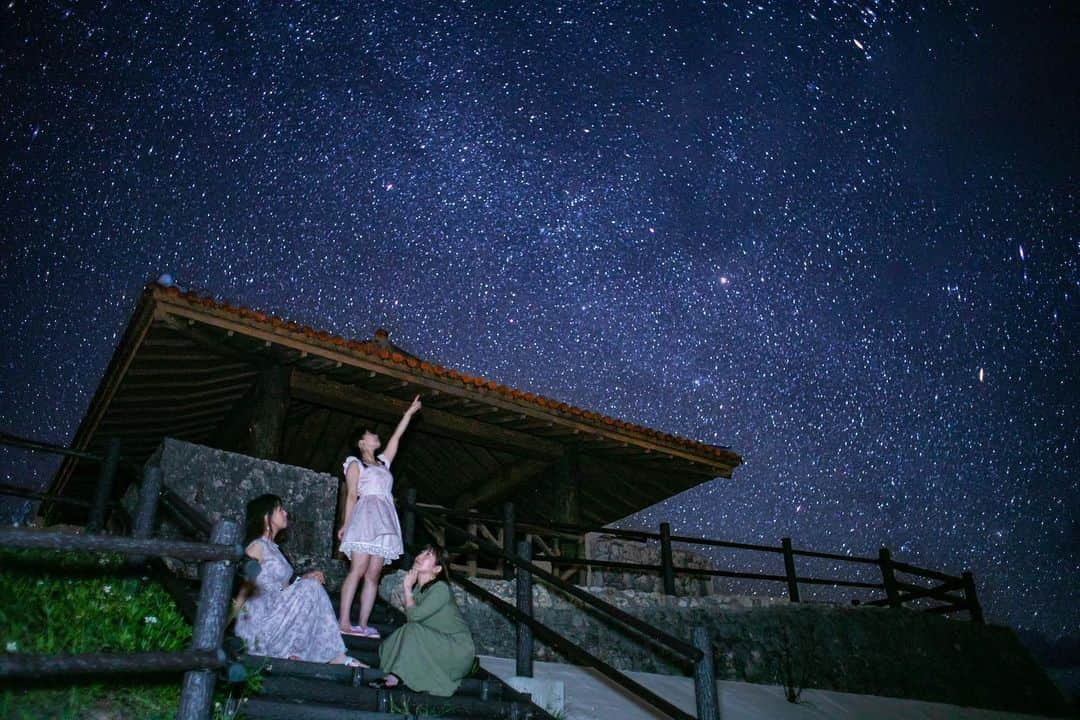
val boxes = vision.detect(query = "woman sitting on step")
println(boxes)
[233,493,364,667]
[370,544,476,696]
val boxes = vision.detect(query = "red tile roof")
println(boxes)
[155,282,737,464]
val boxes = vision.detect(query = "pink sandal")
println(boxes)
[340,625,367,637]
[358,626,381,639]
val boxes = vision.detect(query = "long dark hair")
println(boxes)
[244,493,284,545]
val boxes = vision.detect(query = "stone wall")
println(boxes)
[379,570,1068,717]
[585,533,717,596]
[139,438,339,572]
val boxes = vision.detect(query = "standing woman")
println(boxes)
[338,395,422,637]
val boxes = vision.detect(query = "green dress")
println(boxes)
[378,580,476,696]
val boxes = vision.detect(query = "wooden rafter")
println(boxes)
[290,372,564,461]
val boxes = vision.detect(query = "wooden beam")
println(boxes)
[120,372,260,392]
[290,372,564,461]
[454,458,552,510]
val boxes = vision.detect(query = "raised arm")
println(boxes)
[381,395,421,464]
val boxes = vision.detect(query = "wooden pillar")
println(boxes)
[692,626,721,720]
[178,518,240,719]
[401,488,417,567]
[87,438,121,533]
[659,522,676,596]
[129,466,162,566]
[515,538,534,678]
[247,365,290,460]
[552,449,582,525]
[502,502,516,580]
[781,537,801,603]
[962,571,984,624]
[879,547,901,609]
[551,448,582,581]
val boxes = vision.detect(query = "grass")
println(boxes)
[0,547,252,720]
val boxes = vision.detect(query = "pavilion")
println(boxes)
[46,282,742,531]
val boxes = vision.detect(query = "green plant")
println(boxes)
[0,547,243,719]
[386,692,453,716]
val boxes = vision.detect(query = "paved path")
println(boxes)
[479,656,1057,720]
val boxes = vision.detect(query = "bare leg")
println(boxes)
[358,555,385,630]
[339,552,370,630]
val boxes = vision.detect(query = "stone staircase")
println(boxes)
[237,599,555,720]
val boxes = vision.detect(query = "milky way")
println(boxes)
[1,1,1075,638]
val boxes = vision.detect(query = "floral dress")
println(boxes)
[234,537,346,662]
[338,454,403,561]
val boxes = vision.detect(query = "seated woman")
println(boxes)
[372,544,476,696]
[233,493,363,667]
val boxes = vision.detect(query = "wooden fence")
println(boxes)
[0,433,252,720]
[402,491,984,623]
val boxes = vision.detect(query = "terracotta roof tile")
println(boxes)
[152,281,735,463]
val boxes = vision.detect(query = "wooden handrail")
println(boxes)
[0,649,226,678]
[451,571,697,720]
[159,485,213,540]
[411,504,704,663]
[0,527,243,563]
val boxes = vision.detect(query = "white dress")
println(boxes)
[338,454,403,561]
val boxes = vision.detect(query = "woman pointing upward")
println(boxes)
[338,394,421,637]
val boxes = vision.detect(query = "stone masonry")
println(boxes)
[378,570,1069,717]
[137,438,339,573]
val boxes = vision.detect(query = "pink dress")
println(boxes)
[339,454,403,561]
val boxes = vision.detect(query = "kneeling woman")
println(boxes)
[374,545,475,696]
[233,493,362,666]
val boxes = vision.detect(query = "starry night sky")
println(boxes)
[1,2,1076,639]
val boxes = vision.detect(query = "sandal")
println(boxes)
[359,626,381,639]
[340,625,368,637]
[367,673,401,690]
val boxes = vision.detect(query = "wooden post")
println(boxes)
[178,519,240,720]
[962,571,984,624]
[130,466,162,566]
[552,449,582,583]
[659,522,676,596]
[502,502,516,581]
[87,438,120,533]
[515,538,533,678]
[466,520,479,577]
[692,626,721,720]
[401,488,417,567]
[781,537,800,603]
[247,365,289,460]
[879,547,901,609]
